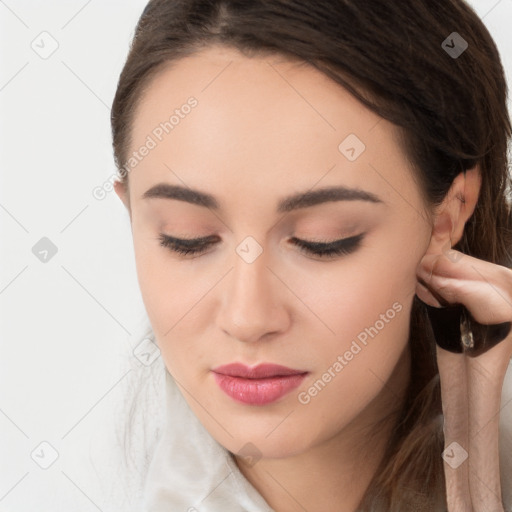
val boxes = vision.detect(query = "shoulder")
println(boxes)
[500,359,512,509]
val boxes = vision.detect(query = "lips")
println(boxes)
[211,362,307,378]
[211,362,309,405]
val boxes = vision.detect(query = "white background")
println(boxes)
[0,1,511,510]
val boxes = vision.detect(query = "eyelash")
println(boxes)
[157,233,364,259]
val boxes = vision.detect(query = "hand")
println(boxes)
[415,246,512,512]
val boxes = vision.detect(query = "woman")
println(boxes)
[110,0,512,510]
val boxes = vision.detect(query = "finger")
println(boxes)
[416,250,512,325]
[415,279,444,308]
[436,347,472,512]
[418,249,493,281]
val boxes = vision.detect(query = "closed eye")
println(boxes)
[290,234,364,258]
[157,233,364,259]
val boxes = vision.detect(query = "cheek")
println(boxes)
[131,233,217,370]
[311,267,410,393]
[316,243,415,349]
[294,288,411,449]
[132,232,179,332]
[302,237,415,404]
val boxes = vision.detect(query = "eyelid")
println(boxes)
[160,233,356,246]
[158,232,365,259]
[161,232,356,243]
[291,233,364,257]
[161,234,219,244]
[290,235,355,245]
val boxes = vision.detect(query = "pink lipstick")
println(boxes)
[211,362,308,405]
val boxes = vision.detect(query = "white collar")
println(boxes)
[141,368,274,511]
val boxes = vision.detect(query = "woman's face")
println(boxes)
[116,45,433,459]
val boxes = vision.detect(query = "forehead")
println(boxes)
[126,45,418,214]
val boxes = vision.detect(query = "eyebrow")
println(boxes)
[141,183,384,213]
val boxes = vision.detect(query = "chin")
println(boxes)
[209,420,314,461]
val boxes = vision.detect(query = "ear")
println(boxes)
[114,179,131,212]
[425,164,482,256]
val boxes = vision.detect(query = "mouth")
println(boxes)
[211,362,309,405]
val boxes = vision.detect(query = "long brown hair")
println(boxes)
[111,1,512,509]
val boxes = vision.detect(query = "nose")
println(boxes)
[217,248,290,344]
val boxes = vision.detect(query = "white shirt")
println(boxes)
[140,360,512,511]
